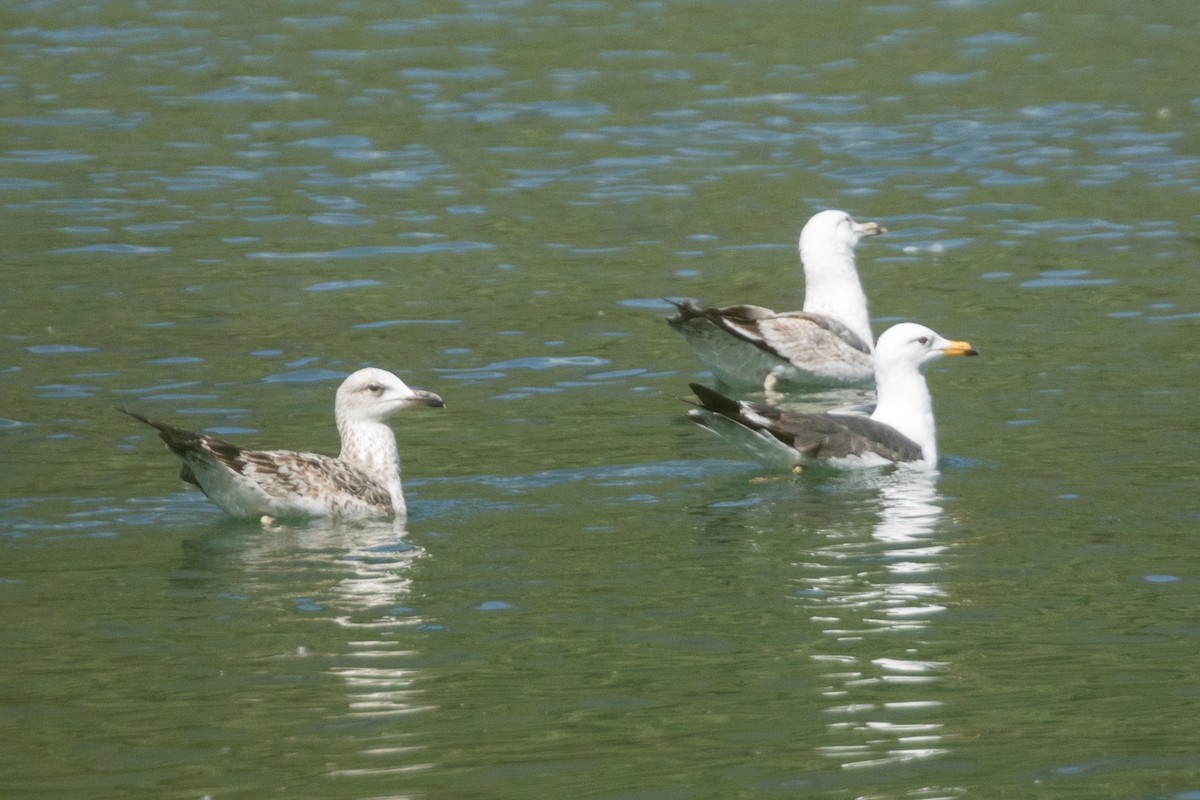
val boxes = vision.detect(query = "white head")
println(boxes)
[798,209,886,259]
[871,323,977,466]
[335,367,445,425]
[874,323,978,377]
[796,210,886,346]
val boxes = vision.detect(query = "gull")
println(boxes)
[667,209,886,393]
[685,323,977,470]
[120,368,444,520]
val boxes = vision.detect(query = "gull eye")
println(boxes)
[366,383,384,395]
[917,336,929,345]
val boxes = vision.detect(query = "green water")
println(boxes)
[3,1,1200,798]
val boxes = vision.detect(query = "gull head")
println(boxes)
[875,322,979,375]
[336,367,445,424]
[799,209,887,257]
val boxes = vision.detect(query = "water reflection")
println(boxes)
[216,517,435,780]
[794,469,952,772]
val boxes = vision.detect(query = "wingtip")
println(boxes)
[665,297,702,325]
[687,382,742,415]
[116,406,153,426]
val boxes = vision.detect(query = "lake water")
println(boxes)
[3,1,1200,798]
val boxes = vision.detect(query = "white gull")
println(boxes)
[120,367,444,520]
[667,209,886,393]
[685,323,977,470]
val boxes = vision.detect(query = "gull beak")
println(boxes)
[857,220,887,237]
[409,390,446,408]
[942,340,979,357]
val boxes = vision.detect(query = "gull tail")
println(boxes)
[118,407,203,453]
[684,384,802,470]
[664,297,703,328]
[117,407,239,488]
[687,382,743,416]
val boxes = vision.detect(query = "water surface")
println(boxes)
[3,1,1200,798]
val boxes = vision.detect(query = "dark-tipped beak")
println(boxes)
[943,340,979,357]
[411,390,445,408]
[857,220,887,237]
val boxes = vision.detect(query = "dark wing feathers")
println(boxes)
[667,299,778,348]
[688,381,789,423]
[117,407,238,488]
[687,382,745,417]
[777,412,923,463]
[667,298,777,326]
[686,385,923,464]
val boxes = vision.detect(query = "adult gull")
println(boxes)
[686,323,977,470]
[120,367,444,520]
[667,209,885,393]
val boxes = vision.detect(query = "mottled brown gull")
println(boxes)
[667,209,886,393]
[685,323,977,470]
[120,368,444,520]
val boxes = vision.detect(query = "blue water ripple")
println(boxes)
[261,368,346,384]
[304,279,382,292]
[50,244,169,255]
[27,344,98,354]
[352,319,461,329]
[1020,270,1115,289]
[250,242,493,259]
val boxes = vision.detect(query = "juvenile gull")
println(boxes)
[686,323,977,470]
[667,209,886,393]
[120,368,444,520]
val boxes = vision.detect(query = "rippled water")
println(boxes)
[3,1,1200,798]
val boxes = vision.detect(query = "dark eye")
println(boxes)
[366,383,384,394]
[917,336,929,345]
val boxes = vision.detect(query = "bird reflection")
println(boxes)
[861,467,949,629]
[794,468,954,771]
[180,516,435,778]
[259,518,435,727]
